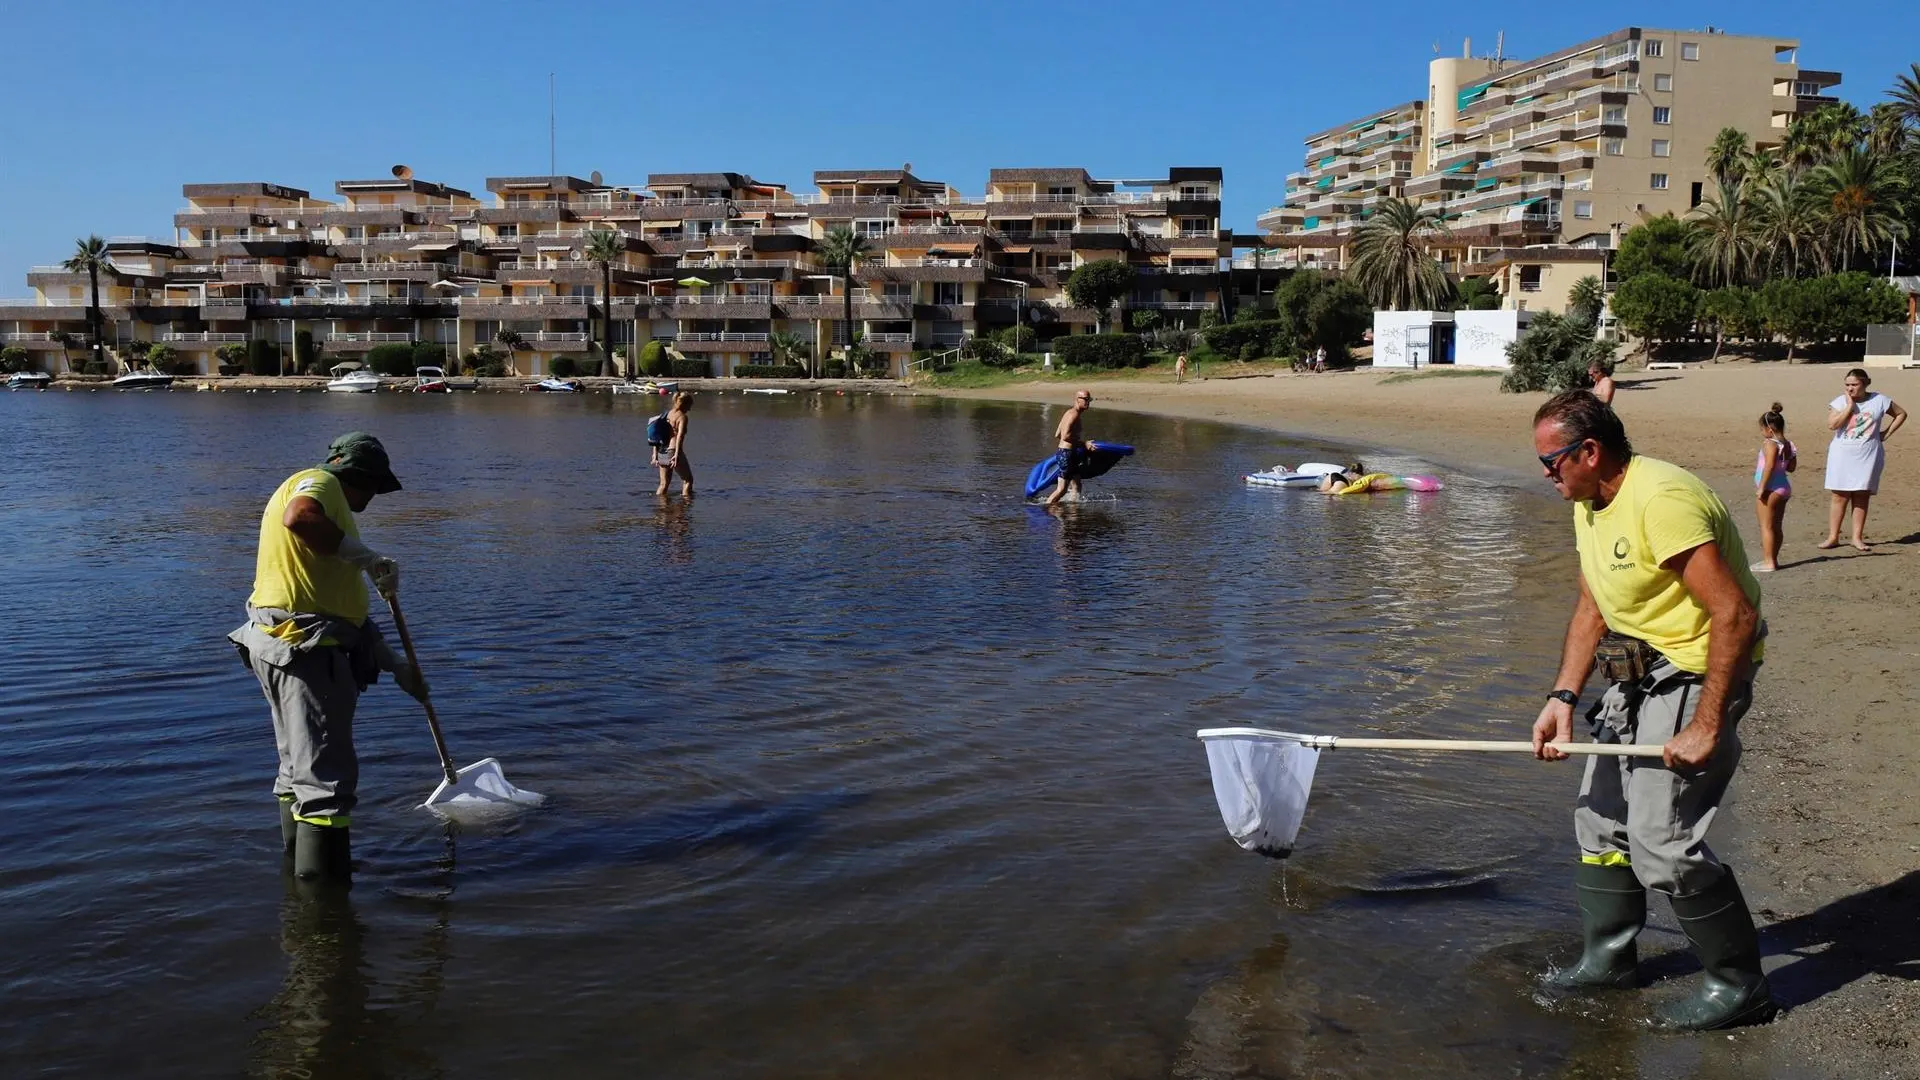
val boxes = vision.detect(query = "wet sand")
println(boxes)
[946,363,1920,1077]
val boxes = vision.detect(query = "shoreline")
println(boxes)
[936,363,1920,1075]
[16,374,907,394]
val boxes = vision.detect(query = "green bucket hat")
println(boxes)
[320,431,402,494]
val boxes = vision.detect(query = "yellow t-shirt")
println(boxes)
[247,468,368,624]
[1573,456,1762,674]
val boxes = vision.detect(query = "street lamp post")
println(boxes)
[991,275,1028,351]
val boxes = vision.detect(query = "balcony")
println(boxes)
[324,332,415,344]
[662,294,773,318]
[520,332,591,349]
[674,332,768,352]
[331,261,458,280]
[476,204,572,224]
[161,332,248,343]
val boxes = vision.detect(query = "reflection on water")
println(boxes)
[0,392,1794,1078]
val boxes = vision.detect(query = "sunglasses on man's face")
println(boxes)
[1539,439,1589,470]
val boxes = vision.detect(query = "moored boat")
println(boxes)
[6,371,52,390]
[413,366,451,393]
[110,369,175,391]
[325,370,382,393]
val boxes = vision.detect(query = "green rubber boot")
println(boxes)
[278,796,296,857]
[292,823,352,882]
[1545,862,1646,990]
[1656,868,1777,1031]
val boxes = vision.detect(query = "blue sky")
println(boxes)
[1,0,1915,282]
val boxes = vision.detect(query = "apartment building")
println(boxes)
[2,166,1228,378]
[1254,26,1842,308]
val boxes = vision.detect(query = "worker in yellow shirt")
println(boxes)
[1527,391,1773,1031]
[228,432,428,883]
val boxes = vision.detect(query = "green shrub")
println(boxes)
[1128,308,1161,332]
[144,343,185,375]
[0,345,29,373]
[669,358,712,378]
[548,355,580,378]
[214,342,248,375]
[732,364,805,378]
[411,342,448,371]
[961,336,1018,368]
[994,324,1036,352]
[1202,318,1287,360]
[246,339,282,376]
[1608,272,1698,357]
[1500,311,1617,393]
[823,360,849,378]
[365,342,416,376]
[1052,333,1148,369]
[636,340,669,377]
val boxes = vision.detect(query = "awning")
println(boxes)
[1457,85,1489,110]
[1001,245,1032,254]
[947,209,988,221]
[536,243,573,250]
[410,241,456,251]
[926,244,977,255]
[1517,197,1546,207]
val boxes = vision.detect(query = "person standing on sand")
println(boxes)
[1820,368,1904,552]
[227,432,429,883]
[1751,403,1795,573]
[1587,361,1615,406]
[1528,390,1774,1031]
[655,392,695,498]
[1175,353,1188,384]
[1044,390,1096,506]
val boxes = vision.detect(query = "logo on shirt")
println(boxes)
[1610,536,1636,571]
[294,478,319,495]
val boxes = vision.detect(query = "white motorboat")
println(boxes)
[111,369,175,391]
[413,366,451,393]
[529,378,582,393]
[612,379,677,396]
[325,370,382,393]
[6,371,52,390]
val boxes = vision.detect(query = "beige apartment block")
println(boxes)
[1255,26,1841,311]
[3,167,1230,378]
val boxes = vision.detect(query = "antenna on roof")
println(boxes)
[392,164,413,180]
[590,170,603,186]
[903,161,913,173]
[548,73,556,177]
[1494,30,1506,66]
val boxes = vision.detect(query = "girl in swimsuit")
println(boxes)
[1752,402,1794,572]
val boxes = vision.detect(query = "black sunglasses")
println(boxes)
[1539,439,1589,470]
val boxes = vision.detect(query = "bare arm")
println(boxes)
[1882,401,1906,441]
[1828,402,1854,431]
[282,496,344,555]
[1659,540,1758,769]
[1533,576,1607,760]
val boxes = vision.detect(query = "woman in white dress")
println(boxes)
[1820,368,1907,551]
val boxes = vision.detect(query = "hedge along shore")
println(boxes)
[941,363,1920,1076]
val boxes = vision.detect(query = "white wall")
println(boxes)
[1370,310,1434,368]
[1455,310,1526,368]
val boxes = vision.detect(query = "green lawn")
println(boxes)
[1377,368,1503,386]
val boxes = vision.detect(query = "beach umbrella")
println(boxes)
[1197,727,1662,859]
[677,276,712,289]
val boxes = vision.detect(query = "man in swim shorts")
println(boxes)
[1044,390,1097,506]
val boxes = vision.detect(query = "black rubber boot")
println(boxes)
[292,823,352,882]
[278,797,296,857]
[1545,862,1646,990]
[1656,868,1777,1031]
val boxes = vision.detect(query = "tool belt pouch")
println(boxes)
[1594,633,1659,685]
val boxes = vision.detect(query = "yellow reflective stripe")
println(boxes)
[276,793,294,803]
[1580,852,1632,867]
[292,812,351,828]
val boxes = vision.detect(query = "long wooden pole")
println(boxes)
[383,591,460,784]
[1197,727,1666,758]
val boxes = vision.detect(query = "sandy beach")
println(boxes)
[948,362,1920,1076]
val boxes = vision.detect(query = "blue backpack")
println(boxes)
[646,412,672,448]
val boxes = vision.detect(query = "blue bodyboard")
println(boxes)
[1023,442,1135,499]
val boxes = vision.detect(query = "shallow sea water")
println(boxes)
[0,388,1806,1078]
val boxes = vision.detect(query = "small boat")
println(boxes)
[413,366,451,393]
[6,371,52,390]
[742,387,791,395]
[530,378,582,393]
[326,370,382,393]
[111,369,175,391]
[613,379,678,395]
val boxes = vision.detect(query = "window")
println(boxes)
[1644,39,1663,57]
[342,226,364,241]
[1605,138,1626,156]
[1519,266,1543,292]
[1794,80,1821,97]
[853,219,889,238]
[1179,217,1212,237]
[1653,106,1672,125]
[1652,139,1672,157]
[1681,42,1700,61]
[1654,73,1673,92]
[1574,200,1594,218]
[1179,183,1214,198]
[882,283,912,300]
[932,282,965,304]
[1651,173,1670,190]
[495,225,517,239]
[1603,106,1626,124]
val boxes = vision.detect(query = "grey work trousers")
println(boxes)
[1573,662,1752,897]
[249,645,361,824]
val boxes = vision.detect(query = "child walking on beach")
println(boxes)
[1752,402,1795,572]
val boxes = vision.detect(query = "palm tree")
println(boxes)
[767,329,811,377]
[1868,102,1909,160]
[1566,275,1605,325]
[581,228,624,378]
[815,226,871,360]
[63,236,110,372]
[1815,101,1869,158]
[49,330,74,374]
[1686,180,1759,287]
[1752,170,1825,277]
[1811,147,1909,271]
[1346,197,1452,311]
[1780,118,1827,173]
[1705,127,1750,188]
[1891,62,1920,132]
[1740,147,1779,186]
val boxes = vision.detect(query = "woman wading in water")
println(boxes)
[654,392,694,498]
